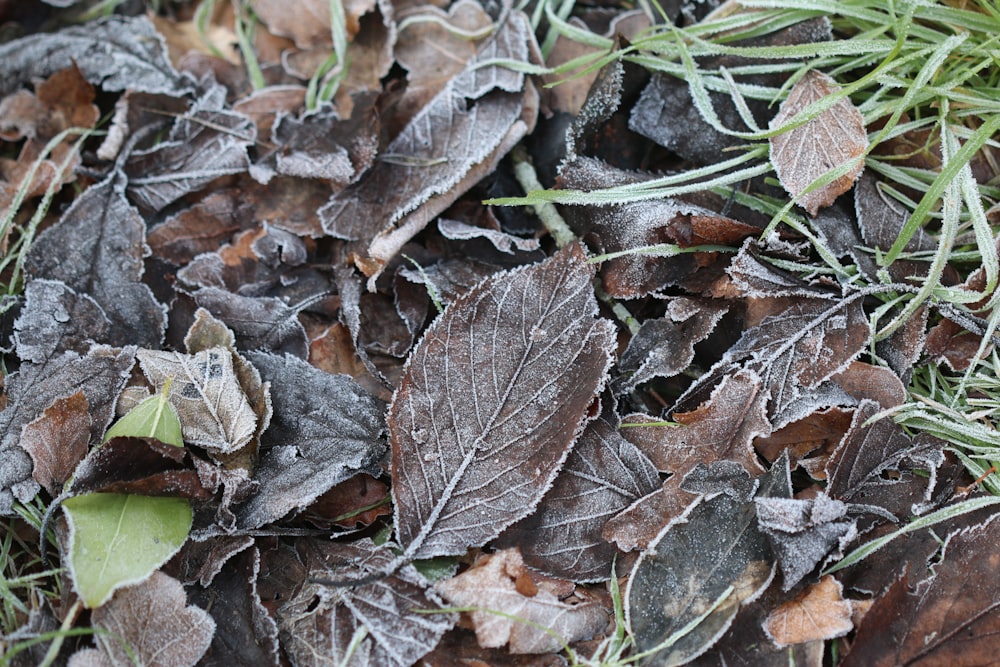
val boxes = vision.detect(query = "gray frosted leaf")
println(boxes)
[680,461,757,502]
[390,243,616,560]
[25,172,166,349]
[0,15,192,98]
[0,347,135,515]
[615,297,729,393]
[278,539,454,667]
[91,571,215,667]
[726,240,827,299]
[126,99,255,213]
[437,218,540,255]
[769,70,867,216]
[756,494,856,590]
[320,10,535,278]
[192,287,309,358]
[14,279,111,364]
[137,348,259,455]
[496,418,660,583]
[626,454,790,666]
[235,353,387,529]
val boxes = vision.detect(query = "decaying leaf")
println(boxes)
[14,280,111,365]
[435,548,609,654]
[277,538,454,667]
[496,418,660,582]
[0,15,193,98]
[625,453,791,666]
[87,571,215,667]
[136,348,261,456]
[320,10,537,279]
[390,243,615,560]
[769,70,867,216]
[762,575,853,647]
[191,287,311,359]
[62,493,193,608]
[20,392,91,496]
[842,516,1000,666]
[235,352,386,529]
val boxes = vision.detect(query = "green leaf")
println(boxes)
[63,493,192,608]
[103,377,183,447]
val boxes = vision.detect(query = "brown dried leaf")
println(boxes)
[496,418,660,582]
[435,548,609,654]
[89,571,215,667]
[769,70,867,216]
[20,392,90,496]
[762,575,853,647]
[390,243,615,560]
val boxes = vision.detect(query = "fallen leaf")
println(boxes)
[62,493,193,608]
[435,548,609,654]
[762,575,853,647]
[13,279,111,364]
[0,15,193,98]
[842,516,1000,666]
[438,218,541,255]
[20,392,91,496]
[234,352,387,529]
[625,453,791,666]
[25,171,167,349]
[277,538,454,667]
[496,418,660,582]
[769,70,868,216]
[103,383,184,447]
[255,0,375,49]
[191,287,311,358]
[89,571,215,666]
[389,243,615,560]
[300,473,391,529]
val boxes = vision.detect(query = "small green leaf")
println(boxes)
[63,493,192,608]
[103,377,183,447]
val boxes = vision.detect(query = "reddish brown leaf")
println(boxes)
[762,575,853,647]
[20,392,90,496]
[300,473,391,529]
[390,243,615,560]
[769,70,867,216]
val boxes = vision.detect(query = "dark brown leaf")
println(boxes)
[277,538,454,667]
[435,548,609,654]
[842,516,1000,667]
[497,418,660,582]
[769,70,867,216]
[20,391,90,496]
[235,352,387,529]
[390,243,615,561]
[320,10,537,280]
[191,286,311,358]
[25,172,167,348]
[88,571,215,667]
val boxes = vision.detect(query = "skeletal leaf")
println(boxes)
[769,70,867,216]
[136,348,259,455]
[89,571,214,666]
[63,493,193,608]
[389,243,615,560]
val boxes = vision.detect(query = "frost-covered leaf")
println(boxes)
[625,453,791,666]
[826,400,946,520]
[435,548,609,654]
[25,172,166,349]
[842,517,1000,666]
[235,353,386,529]
[14,280,110,364]
[756,493,856,590]
[681,461,757,502]
[89,571,214,666]
[762,575,853,647]
[20,392,91,496]
[277,538,454,667]
[136,348,260,455]
[769,70,867,216]
[192,287,310,358]
[0,15,192,97]
[320,10,536,279]
[63,493,192,608]
[0,347,135,515]
[390,243,615,560]
[437,218,540,255]
[496,418,660,582]
[125,88,255,213]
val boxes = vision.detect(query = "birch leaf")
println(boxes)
[769,70,867,216]
[389,243,615,560]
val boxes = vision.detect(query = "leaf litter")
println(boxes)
[2,1,1000,665]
